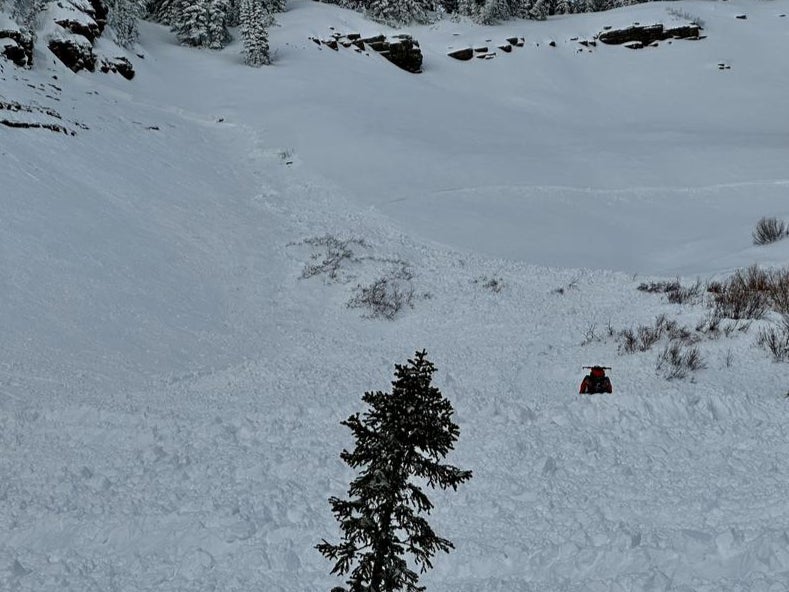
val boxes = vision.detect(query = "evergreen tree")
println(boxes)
[225,0,241,27]
[510,0,532,19]
[108,0,143,48]
[317,350,472,592]
[207,0,229,48]
[455,0,478,19]
[477,0,510,24]
[554,0,571,15]
[176,0,210,46]
[528,0,547,20]
[240,0,272,66]
[268,0,285,14]
[366,0,428,26]
[151,0,179,25]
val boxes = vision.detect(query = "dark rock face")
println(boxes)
[48,38,97,72]
[100,56,135,79]
[45,0,132,79]
[0,28,34,67]
[380,35,422,73]
[598,23,700,46]
[361,35,387,52]
[309,31,422,73]
[664,25,701,39]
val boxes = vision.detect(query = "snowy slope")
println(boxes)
[2,1,789,591]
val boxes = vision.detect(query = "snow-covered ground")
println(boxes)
[2,1,789,590]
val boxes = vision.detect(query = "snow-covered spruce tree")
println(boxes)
[317,350,472,592]
[554,0,571,15]
[509,0,532,19]
[149,0,178,25]
[108,0,143,48]
[169,0,232,47]
[240,0,272,66]
[477,0,510,24]
[366,0,429,27]
[175,0,210,45]
[207,0,229,48]
[528,0,547,20]
[455,0,478,19]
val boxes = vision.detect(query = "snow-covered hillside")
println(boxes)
[2,1,789,591]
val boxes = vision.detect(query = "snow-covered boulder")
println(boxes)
[597,23,701,46]
[99,55,134,79]
[0,14,33,67]
[380,34,422,73]
[360,33,422,73]
[311,32,423,73]
[48,33,96,71]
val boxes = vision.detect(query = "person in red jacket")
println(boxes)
[579,366,613,394]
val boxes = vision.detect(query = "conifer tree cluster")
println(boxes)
[319,0,651,25]
[318,350,472,592]
[145,0,281,50]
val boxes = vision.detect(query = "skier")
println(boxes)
[579,366,613,394]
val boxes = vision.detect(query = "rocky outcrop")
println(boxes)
[309,31,423,74]
[100,56,135,80]
[42,0,133,78]
[378,34,422,73]
[597,23,701,46]
[54,17,102,43]
[48,36,96,72]
[356,33,422,73]
[0,27,34,67]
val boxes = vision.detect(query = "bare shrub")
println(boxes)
[582,323,601,346]
[696,313,722,338]
[617,315,696,354]
[752,216,787,246]
[347,262,415,320]
[637,279,702,304]
[709,265,771,320]
[474,276,504,293]
[638,280,679,294]
[348,276,414,320]
[757,315,789,362]
[666,7,705,28]
[723,319,751,337]
[668,280,702,305]
[767,268,789,314]
[636,323,663,351]
[618,328,639,353]
[656,343,706,380]
[297,235,368,281]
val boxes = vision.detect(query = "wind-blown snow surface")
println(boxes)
[2,1,789,590]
